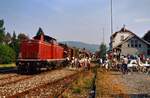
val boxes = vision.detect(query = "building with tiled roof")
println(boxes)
[110,26,150,58]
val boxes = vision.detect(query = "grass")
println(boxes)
[0,63,16,68]
[62,70,95,98]
[72,87,81,94]
[83,79,93,89]
[72,71,94,94]
[62,95,69,98]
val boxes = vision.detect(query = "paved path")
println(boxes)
[96,69,150,98]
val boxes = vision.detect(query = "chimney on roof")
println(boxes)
[123,24,126,28]
[123,24,126,31]
[120,24,126,32]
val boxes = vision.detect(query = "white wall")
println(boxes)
[121,37,148,56]
[112,32,132,48]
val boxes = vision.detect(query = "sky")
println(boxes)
[0,0,150,45]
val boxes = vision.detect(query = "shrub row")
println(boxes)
[0,44,16,64]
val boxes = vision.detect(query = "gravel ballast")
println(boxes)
[0,68,77,97]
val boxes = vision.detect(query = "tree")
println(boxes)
[4,32,12,44]
[10,31,17,49]
[36,27,44,36]
[0,20,5,43]
[12,31,16,42]
[99,43,107,60]
[0,44,16,64]
[10,31,19,57]
[17,33,29,41]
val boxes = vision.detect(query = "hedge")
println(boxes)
[0,44,16,64]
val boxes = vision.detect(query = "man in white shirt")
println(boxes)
[122,56,128,74]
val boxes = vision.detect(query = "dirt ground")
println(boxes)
[96,69,150,98]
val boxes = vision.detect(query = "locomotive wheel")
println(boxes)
[28,66,37,74]
[16,62,25,74]
[24,62,37,74]
[17,65,28,75]
[17,66,23,74]
[51,62,56,69]
[62,60,67,67]
[36,67,41,73]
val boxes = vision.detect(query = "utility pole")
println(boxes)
[110,0,113,50]
[102,28,105,44]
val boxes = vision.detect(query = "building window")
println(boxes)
[135,40,138,45]
[131,44,134,47]
[148,50,150,55]
[139,44,141,48]
[121,35,124,41]
[128,44,130,47]
[131,40,134,43]
[135,40,138,48]
[131,40,134,47]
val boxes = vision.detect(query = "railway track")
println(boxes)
[0,68,80,97]
[0,74,18,80]
[0,75,33,86]
[10,71,81,97]
[0,67,64,87]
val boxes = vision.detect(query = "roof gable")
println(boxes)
[143,30,150,43]
[114,34,150,49]
[112,26,135,38]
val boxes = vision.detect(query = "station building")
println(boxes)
[110,26,150,58]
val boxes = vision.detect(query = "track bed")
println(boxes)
[0,68,81,97]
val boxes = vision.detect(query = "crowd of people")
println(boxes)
[66,52,150,74]
[67,56,92,70]
[99,54,150,74]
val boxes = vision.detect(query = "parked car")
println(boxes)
[127,60,140,72]
[128,59,150,72]
[127,60,138,68]
[142,61,150,67]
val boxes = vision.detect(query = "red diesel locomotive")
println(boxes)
[16,28,71,73]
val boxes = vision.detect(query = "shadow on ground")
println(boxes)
[0,67,17,74]
[111,94,150,98]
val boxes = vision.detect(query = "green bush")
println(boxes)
[0,44,16,64]
[83,79,93,89]
[72,87,81,94]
